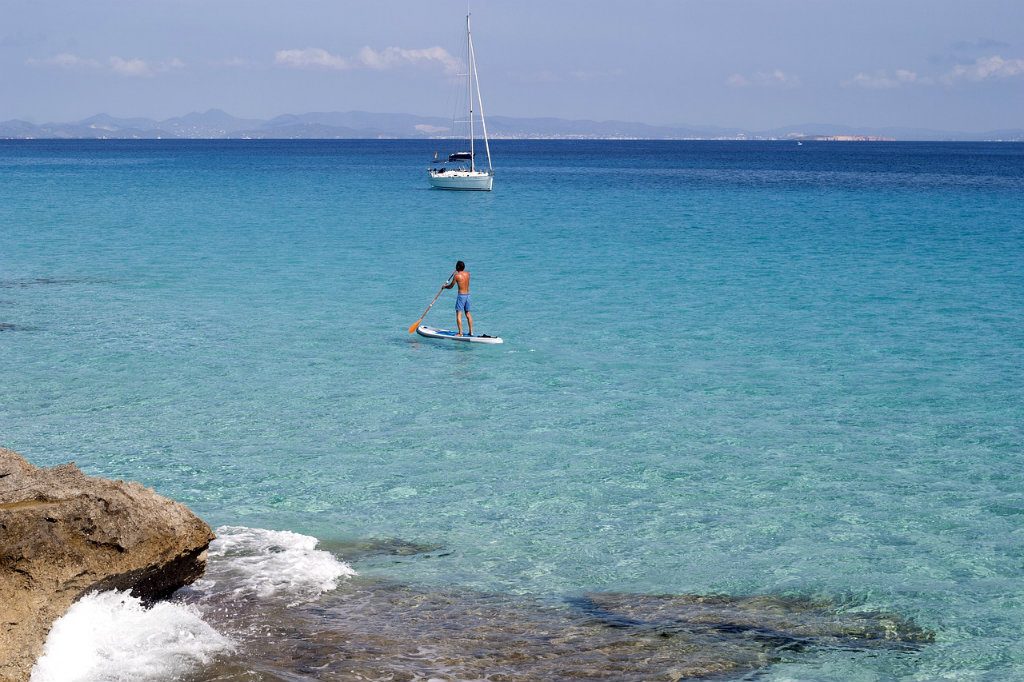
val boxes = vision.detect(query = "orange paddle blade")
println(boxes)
[408,320,421,334]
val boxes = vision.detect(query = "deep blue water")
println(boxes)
[2,139,1023,679]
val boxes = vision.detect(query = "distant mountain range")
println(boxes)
[1,109,1021,141]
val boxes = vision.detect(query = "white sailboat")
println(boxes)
[428,14,493,191]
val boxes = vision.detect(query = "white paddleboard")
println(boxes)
[416,325,503,344]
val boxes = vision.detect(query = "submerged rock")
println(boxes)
[319,537,446,561]
[576,592,935,650]
[0,448,214,682]
[193,576,933,680]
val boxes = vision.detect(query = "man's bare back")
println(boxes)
[443,260,473,335]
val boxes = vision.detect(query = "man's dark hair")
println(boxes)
[455,261,465,271]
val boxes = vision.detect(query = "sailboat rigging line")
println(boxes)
[467,14,475,172]
[468,13,492,172]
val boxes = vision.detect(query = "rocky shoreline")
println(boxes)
[0,448,213,682]
[1,448,936,680]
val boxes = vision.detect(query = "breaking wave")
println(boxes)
[30,590,232,682]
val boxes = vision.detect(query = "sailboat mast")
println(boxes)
[467,14,475,172]
[467,15,491,172]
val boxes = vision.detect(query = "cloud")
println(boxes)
[275,47,350,70]
[108,56,183,77]
[27,53,184,77]
[27,53,100,69]
[844,69,923,89]
[944,55,1024,82]
[842,56,1024,88]
[275,46,459,73]
[356,46,459,73]
[726,69,800,88]
[932,38,1015,67]
[109,56,151,76]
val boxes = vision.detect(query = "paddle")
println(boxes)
[408,272,455,333]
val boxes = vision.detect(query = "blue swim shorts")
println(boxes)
[455,293,471,312]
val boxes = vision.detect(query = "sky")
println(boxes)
[2,0,1023,132]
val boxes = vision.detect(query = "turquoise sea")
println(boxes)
[2,140,1023,680]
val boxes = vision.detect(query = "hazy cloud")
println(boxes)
[727,69,800,88]
[110,56,183,77]
[275,48,350,70]
[109,56,151,76]
[27,53,100,69]
[357,46,459,73]
[27,53,183,76]
[844,69,923,89]
[568,68,625,82]
[275,46,458,73]
[212,57,253,68]
[845,56,1024,88]
[931,38,1014,67]
[944,55,1024,82]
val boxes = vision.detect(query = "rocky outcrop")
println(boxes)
[0,448,213,682]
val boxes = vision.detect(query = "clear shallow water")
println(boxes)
[2,140,1023,679]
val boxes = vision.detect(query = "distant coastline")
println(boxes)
[2,109,1021,142]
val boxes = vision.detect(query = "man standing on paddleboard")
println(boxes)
[443,260,473,336]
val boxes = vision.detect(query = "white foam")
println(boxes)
[30,590,232,682]
[204,525,355,604]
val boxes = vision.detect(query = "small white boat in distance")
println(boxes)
[428,14,493,191]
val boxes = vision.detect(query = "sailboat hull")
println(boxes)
[427,170,494,191]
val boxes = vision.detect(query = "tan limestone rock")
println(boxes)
[0,447,213,682]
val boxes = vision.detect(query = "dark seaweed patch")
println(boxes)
[0,277,115,289]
